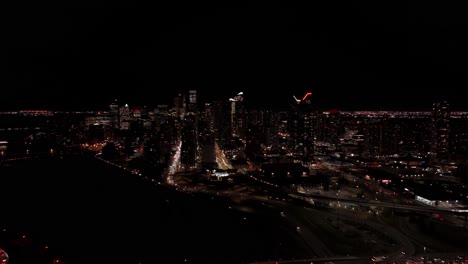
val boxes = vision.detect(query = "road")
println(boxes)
[85,152,468,263]
[250,255,363,264]
[215,142,233,170]
[275,174,468,217]
[243,174,468,263]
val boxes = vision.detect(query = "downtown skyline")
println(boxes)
[2,4,468,111]
[0,89,463,113]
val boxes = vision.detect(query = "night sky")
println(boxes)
[2,3,468,111]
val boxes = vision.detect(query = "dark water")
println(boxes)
[0,155,308,263]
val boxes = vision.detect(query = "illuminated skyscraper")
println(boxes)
[109,99,120,129]
[229,92,245,138]
[288,92,317,162]
[119,104,131,130]
[189,90,197,104]
[431,100,450,161]
[188,90,197,113]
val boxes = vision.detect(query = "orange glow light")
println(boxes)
[302,92,312,101]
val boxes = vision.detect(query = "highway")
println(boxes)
[250,255,363,264]
[99,145,468,264]
[292,191,468,215]
[242,173,468,263]
[246,172,468,216]
[93,150,468,264]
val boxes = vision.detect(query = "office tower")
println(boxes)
[109,99,120,129]
[181,112,198,169]
[431,100,450,161]
[188,90,197,113]
[212,100,231,146]
[229,92,245,138]
[288,92,317,162]
[450,112,468,159]
[119,104,131,130]
[319,109,341,146]
[202,102,214,131]
[174,93,184,118]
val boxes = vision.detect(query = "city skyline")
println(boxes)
[1,69,468,262]
[0,88,463,112]
[2,4,468,111]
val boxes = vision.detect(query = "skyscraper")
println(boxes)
[229,92,245,138]
[431,100,450,162]
[288,92,318,162]
[109,99,120,130]
[188,90,197,113]
[212,100,231,146]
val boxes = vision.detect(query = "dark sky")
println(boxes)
[2,3,468,111]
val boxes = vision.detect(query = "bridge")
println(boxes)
[247,173,468,216]
[290,191,468,215]
[250,255,362,264]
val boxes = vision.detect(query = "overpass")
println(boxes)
[250,255,362,264]
[247,174,468,215]
[290,191,468,215]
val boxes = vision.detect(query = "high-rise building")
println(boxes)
[173,93,185,118]
[181,112,198,169]
[119,104,131,130]
[229,92,245,138]
[288,92,318,162]
[212,100,231,146]
[151,104,169,131]
[450,113,468,159]
[203,102,214,131]
[188,90,197,113]
[109,99,120,129]
[318,109,341,146]
[431,100,450,161]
